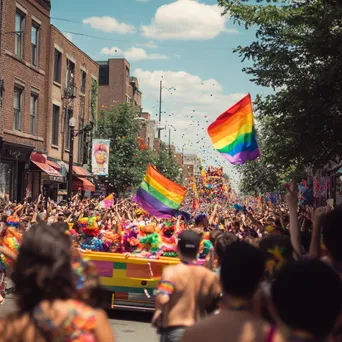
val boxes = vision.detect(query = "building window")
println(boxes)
[30,94,38,135]
[15,11,25,58]
[126,95,130,103]
[80,70,86,94]
[13,87,23,131]
[31,23,39,66]
[99,65,109,85]
[126,67,129,79]
[53,49,62,83]
[52,105,60,145]
[66,59,75,90]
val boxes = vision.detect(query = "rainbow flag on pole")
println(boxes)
[208,94,260,165]
[133,165,187,219]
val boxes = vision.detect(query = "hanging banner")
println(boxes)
[92,139,110,176]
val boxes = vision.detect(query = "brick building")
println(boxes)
[0,0,99,202]
[0,0,51,201]
[139,112,155,150]
[183,154,201,185]
[97,58,142,114]
[44,25,98,201]
[0,0,5,141]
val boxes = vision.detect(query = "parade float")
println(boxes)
[80,165,220,311]
[81,219,207,311]
[84,251,179,311]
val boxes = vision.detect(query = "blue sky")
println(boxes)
[51,0,268,177]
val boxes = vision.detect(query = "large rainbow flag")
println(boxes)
[133,165,187,219]
[208,94,260,165]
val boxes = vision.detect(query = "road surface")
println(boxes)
[0,297,158,342]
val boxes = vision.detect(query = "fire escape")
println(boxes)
[61,59,77,161]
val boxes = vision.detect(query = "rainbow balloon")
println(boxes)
[208,94,260,165]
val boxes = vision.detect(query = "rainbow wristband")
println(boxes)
[157,280,175,296]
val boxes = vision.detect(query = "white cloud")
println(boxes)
[100,46,123,55]
[137,41,158,49]
[63,33,73,42]
[125,47,168,61]
[134,68,246,173]
[83,16,136,34]
[140,0,237,40]
[100,46,169,62]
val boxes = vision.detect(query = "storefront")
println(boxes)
[53,162,95,201]
[72,165,95,195]
[0,141,33,202]
[28,152,65,201]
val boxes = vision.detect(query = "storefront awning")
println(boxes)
[73,165,92,177]
[78,177,95,192]
[31,152,64,179]
[47,159,61,171]
[72,176,95,192]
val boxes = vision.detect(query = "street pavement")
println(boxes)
[0,297,158,342]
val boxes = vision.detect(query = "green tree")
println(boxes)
[156,143,183,184]
[95,103,154,195]
[238,118,307,195]
[219,0,342,171]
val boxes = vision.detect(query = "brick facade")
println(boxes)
[98,58,142,115]
[46,25,99,165]
[1,0,51,200]
[0,0,5,137]
[2,0,50,150]
[0,0,99,201]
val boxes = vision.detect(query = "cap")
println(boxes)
[178,230,201,251]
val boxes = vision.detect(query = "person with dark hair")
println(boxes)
[49,221,106,309]
[214,232,238,276]
[268,259,342,341]
[152,230,220,342]
[182,241,267,342]
[0,223,114,342]
[322,206,342,275]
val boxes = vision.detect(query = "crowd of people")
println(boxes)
[0,167,340,341]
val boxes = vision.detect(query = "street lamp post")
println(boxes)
[67,117,76,204]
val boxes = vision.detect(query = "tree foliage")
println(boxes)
[219,0,342,173]
[237,121,306,195]
[95,103,182,195]
[156,143,183,184]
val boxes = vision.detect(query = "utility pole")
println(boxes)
[168,128,171,155]
[158,79,162,139]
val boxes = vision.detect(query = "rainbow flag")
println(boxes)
[133,165,187,219]
[208,94,260,165]
[98,194,114,209]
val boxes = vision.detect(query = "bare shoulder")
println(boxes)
[199,266,219,282]
[162,264,177,278]
[95,308,109,321]
[94,309,115,342]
